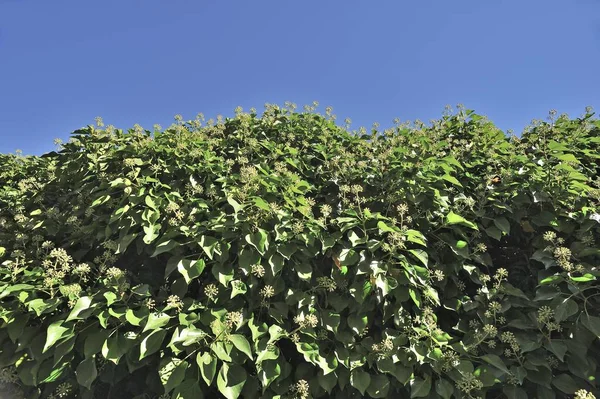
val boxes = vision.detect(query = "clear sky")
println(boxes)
[0,0,599,155]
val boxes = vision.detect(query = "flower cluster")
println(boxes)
[293,313,319,330]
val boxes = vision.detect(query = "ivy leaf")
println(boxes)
[366,374,390,398]
[140,329,168,360]
[259,359,281,390]
[245,229,268,255]
[350,369,371,395]
[66,296,93,321]
[43,321,72,353]
[172,379,204,399]
[552,373,579,394]
[229,334,253,360]
[347,313,368,335]
[446,211,478,230]
[197,352,217,386]
[408,249,428,267]
[198,236,219,260]
[480,354,509,374]
[582,314,600,338]
[143,312,171,332]
[76,357,97,390]
[435,379,454,399]
[177,258,206,283]
[151,238,178,257]
[554,298,579,322]
[410,375,432,398]
[159,358,188,394]
[217,363,247,399]
[442,174,462,187]
[493,217,510,234]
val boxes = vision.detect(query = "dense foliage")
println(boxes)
[1,104,599,399]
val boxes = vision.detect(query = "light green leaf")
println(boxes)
[227,197,243,214]
[446,211,478,230]
[145,195,158,210]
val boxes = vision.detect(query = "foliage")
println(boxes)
[0,104,599,399]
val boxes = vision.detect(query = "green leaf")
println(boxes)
[151,238,178,257]
[493,217,510,234]
[140,329,168,360]
[480,354,509,374]
[409,288,421,308]
[84,330,109,358]
[172,379,204,399]
[229,334,253,360]
[350,369,371,395]
[76,357,97,390]
[503,386,528,399]
[582,314,600,338]
[552,374,579,394]
[227,197,243,213]
[198,235,219,260]
[411,375,432,398]
[554,298,579,322]
[197,352,217,386]
[145,195,158,210]
[442,174,462,187]
[485,226,502,241]
[66,296,93,321]
[245,229,268,255]
[408,249,428,267]
[177,258,206,283]
[259,359,281,389]
[367,374,390,398]
[435,379,454,399]
[143,312,171,332]
[159,358,188,394]
[446,211,478,230]
[347,313,368,335]
[217,363,247,399]
[116,233,137,254]
[43,321,71,353]
[126,308,148,326]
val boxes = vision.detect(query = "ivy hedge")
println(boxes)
[0,104,599,399]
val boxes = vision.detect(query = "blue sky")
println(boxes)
[0,0,599,155]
